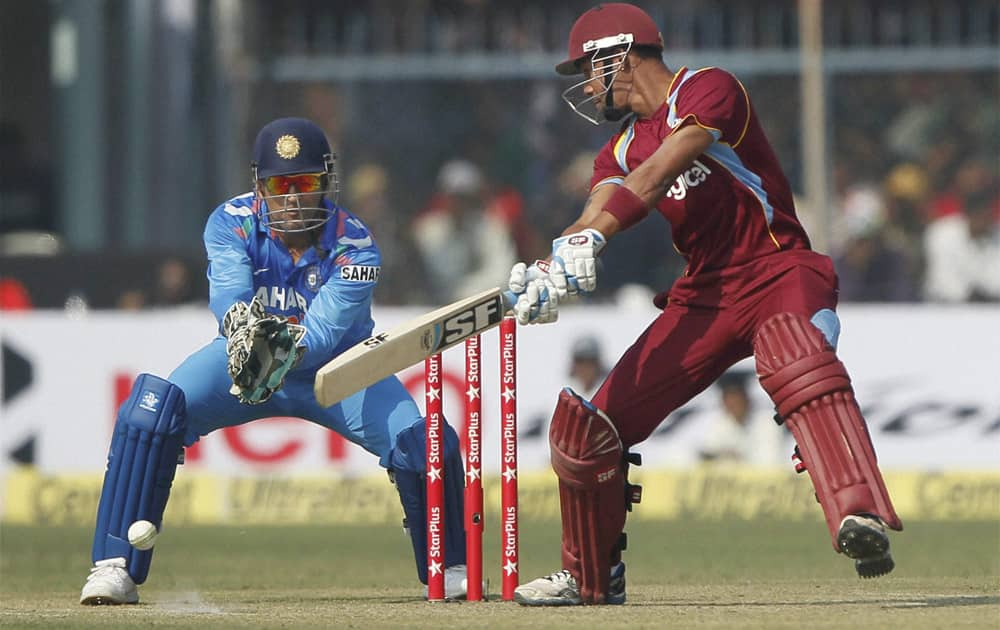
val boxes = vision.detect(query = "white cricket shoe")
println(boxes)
[424,564,487,600]
[514,569,582,606]
[80,557,139,605]
[837,514,895,578]
[514,563,626,606]
[444,564,470,600]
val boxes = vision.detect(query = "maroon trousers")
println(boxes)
[591,250,838,448]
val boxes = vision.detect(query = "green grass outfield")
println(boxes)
[2,519,997,629]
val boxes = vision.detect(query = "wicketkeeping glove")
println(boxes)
[223,297,306,405]
[551,228,606,295]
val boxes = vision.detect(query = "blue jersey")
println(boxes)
[91,119,452,589]
[203,192,381,372]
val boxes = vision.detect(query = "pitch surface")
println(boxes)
[2,520,997,628]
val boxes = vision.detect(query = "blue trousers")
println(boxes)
[170,337,423,467]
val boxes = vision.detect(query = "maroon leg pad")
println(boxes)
[754,313,902,550]
[549,388,625,604]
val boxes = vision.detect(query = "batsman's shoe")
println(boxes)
[80,557,139,605]
[514,562,626,606]
[838,514,895,578]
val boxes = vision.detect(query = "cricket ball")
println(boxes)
[127,520,158,550]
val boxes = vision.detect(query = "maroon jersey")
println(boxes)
[592,67,811,283]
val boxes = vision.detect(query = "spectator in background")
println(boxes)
[108,257,203,310]
[522,333,610,439]
[566,335,607,400]
[924,173,1000,302]
[0,277,32,310]
[115,290,146,311]
[347,163,423,305]
[412,159,518,303]
[151,257,201,307]
[113,257,203,310]
[549,151,597,236]
[698,370,788,467]
[884,76,946,164]
[883,162,931,254]
[834,184,919,302]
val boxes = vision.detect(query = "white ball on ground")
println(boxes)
[127,520,158,550]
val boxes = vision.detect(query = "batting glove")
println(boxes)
[513,277,560,325]
[508,261,561,325]
[551,228,606,295]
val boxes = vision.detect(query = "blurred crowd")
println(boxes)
[251,0,999,56]
[2,70,997,309]
[297,68,1000,308]
[828,73,1000,303]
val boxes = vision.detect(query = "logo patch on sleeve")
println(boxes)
[340,265,381,282]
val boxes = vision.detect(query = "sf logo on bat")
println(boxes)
[425,295,504,353]
[363,332,389,348]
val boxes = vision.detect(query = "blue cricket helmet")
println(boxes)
[250,117,339,233]
[251,117,334,178]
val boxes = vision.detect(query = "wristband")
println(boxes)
[602,185,649,230]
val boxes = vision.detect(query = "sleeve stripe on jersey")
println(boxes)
[231,216,253,241]
[613,119,638,174]
[731,78,752,149]
[668,67,749,147]
[223,202,253,217]
[703,145,782,251]
[676,113,723,141]
[592,176,625,191]
[665,68,701,128]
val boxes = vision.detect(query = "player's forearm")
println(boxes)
[204,220,255,324]
[627,124,716,200]
[559,125,714,246]
[208,275,254,324]
[562,212,623,241]
[643,124,716,189]
[294,289,372,371]
[619,163,673,207]
[563,183,621,240]
[596,125,716,232]
[294,316,353,372]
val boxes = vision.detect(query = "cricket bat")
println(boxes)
[314,287,513,407]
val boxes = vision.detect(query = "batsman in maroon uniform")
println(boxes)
[508,3,902,606]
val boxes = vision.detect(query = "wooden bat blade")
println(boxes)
[313,287,509,407]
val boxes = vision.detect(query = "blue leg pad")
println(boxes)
[388,419,466,584]
[92,373,186,584]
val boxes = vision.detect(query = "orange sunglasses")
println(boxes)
[262,173,325,195]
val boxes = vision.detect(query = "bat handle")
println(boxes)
[501,289,518,312]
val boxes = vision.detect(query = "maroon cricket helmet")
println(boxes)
[555,3,664,76]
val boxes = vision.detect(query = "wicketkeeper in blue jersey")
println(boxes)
[80,117,470,604]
